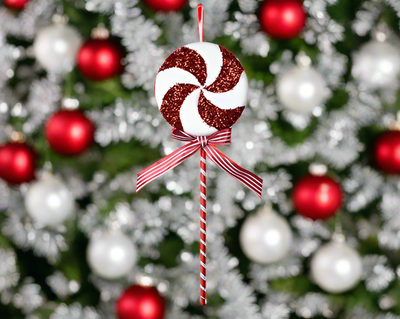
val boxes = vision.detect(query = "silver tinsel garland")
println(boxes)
[50,303,100,319]
[0,248,19,294]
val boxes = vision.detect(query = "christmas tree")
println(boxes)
[1,0,400,318]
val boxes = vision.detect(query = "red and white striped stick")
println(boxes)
[200,146,207,305]
[198,3,207,306]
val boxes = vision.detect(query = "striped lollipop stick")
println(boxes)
[200,146,207,305]
[197,2,207,306]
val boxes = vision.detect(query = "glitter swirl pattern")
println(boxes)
[159,47,207,86]
[205,47,244,93]
[155,42,248,136]
[160,84,199,131]
[198,91,245,130]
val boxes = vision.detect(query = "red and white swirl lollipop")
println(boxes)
[138,3,262,306]
[155,42,248,136]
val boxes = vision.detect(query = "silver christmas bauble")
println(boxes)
[310,240,363,293]
[33,24,82,73]
[276,66,327,113]
[240,206,292,264]
[25,177,75,226]
[87,232,137,280]
[352,40,400,89]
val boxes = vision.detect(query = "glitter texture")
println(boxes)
[160,84,199,130]
[205,46,244,93]
[198,91,245,130]
[157,43,247,134]
[159,47,207,86]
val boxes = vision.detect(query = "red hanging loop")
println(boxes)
[198,3,204,42]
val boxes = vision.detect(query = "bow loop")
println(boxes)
[171,129,197,142]
[171,128,232,146]
[207,129,232,146]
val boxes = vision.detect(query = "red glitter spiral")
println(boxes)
[157,45,246,133]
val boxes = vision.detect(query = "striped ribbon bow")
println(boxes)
[136,128,263,197]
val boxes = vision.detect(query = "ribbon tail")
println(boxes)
[137,142,200,192]
[204,145,263,198]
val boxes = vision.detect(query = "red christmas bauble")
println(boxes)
[292,174,342,220]
[374,130,400,174]
[259,0,306,40]
[45,110,95,156]
[77,38,124,81]
[0,142,36,185]
[116,285,165,319]
[3,0,31,11]
[143,0,187,12]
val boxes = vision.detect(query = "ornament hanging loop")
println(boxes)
[10,131,26,143]
[198,2,204,42]
[91,24,110,39]
[52,13,68,25]
[332,222,345,243]
[387,111,400,131]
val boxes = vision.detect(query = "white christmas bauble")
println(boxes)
[87,232,137,280]
[240,207,292,264]
[155,42,248,136]
[33,24,82,73]
[352,41,400,89]
[25,177,75,226]
[310,241,363,293]
[276,66,327,114]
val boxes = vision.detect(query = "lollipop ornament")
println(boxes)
[137,3,263,305]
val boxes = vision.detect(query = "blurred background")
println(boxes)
[1,0,400,318]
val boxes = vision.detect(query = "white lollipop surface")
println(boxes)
[240,208,292,264]
[87,232,137,280]
[155,42,248,136]
[34,24,82,73]
[25,177,75,226]
[310,241,363,293]
[352,40,400,89]
[277,66,327,114]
